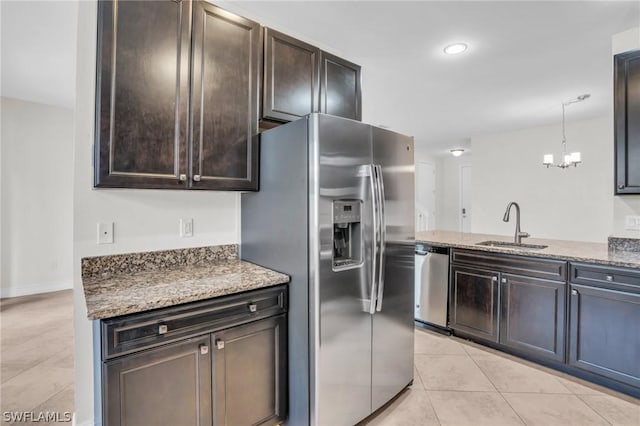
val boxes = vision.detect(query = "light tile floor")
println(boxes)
[1,290,74,425]
[364,327,640,426]
[1,291,639,426]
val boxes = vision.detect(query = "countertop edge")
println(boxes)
[86,276,290,321]
[416,232,640,270]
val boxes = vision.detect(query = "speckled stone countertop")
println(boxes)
[416,230,640,269]
[82,245,289,320]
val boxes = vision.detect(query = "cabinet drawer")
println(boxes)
[102,285,287,359]
[570,263,640,291]
[451,249,566,281]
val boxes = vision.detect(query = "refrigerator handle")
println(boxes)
[375,165,386,312]
[369,164,379,315]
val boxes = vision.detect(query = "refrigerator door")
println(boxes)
[310,114,376,426]
[371,127,415,412]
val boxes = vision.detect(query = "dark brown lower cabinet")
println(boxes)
[449,250,568,361]
[104,335,213,426]
[500,274,566,362]
[101,286,288,426]
[449,265,500,342]
[569,283,640,388]
[213,315,287,426]
[448,250,640,396]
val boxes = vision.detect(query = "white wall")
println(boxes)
[414,147,437,230]
[471,116,613,242]
[73,2,240,424]
[612,27,640,238]
[1,97,74,297]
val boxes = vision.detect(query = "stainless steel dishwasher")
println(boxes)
[415,243,450,330]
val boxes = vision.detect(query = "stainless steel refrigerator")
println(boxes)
[242,113,415,426]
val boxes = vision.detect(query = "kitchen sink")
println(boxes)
[476,240,548,250]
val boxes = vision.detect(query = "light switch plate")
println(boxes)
[180,218,193,238]
[625,215,640,231]
[97,222,114,244]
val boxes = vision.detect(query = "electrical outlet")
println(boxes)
[180,218,194,238]
[625,215,640,231]
[97,222,114,244]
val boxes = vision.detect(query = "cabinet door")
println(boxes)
[213,315,287,426]
[614,50,640,194]
[500,274,566,362]
[319,52,362,121]
[569,284,640,388]
[104,335,212,426]
[95,0,191,189]
[263,28,320,122]
[190,2,260,191]
[449,265,500,342]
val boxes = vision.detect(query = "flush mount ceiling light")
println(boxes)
[543,94,590,169]
[450,149,465,157]
[444,43,468,55]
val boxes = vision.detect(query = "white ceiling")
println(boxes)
[2,1,638,154]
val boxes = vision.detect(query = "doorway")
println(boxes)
[460,165,472,232]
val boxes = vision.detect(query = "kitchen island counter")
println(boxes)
[416,230,640,269]
[81,245,289,320]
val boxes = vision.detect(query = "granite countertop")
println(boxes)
[82,245,290,320]
[416,230,640,269]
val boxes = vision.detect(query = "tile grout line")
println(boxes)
[574,394,615,426]
[29,382,75,414]
[413,361,443,426]
[464,346,499,393]
[1,291,75,416]
[497,391,532,426]
[422,390,444,426]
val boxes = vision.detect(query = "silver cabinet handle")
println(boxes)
[571,289,578,296]
[618,184,625,190]
[492,277,498,282]
[193,174,201,182]
[216,339,225,350]
[199,344,209,355]
[158,324,168,334]
[501,278,507,284]
[179,174,187,182]
[606,275,613,281]
[248,303,257,313]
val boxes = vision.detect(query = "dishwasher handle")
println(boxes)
[415,245,449,256]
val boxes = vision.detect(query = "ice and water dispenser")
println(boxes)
[333,200,363,269]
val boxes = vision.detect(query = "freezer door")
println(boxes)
[310,114,375,426]
[371,127,415,411]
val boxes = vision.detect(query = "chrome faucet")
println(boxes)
[503,202,530,244]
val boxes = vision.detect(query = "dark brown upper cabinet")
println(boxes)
[263,28,320,123]
[95,0,191,189]
[614,50,640,195]
[95,1,260,191]
[262,29,362,124]
[320,51,362,121]
[190,2,260,191]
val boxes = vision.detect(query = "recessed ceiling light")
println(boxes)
[444,43,468,55]
[450,149,465,157]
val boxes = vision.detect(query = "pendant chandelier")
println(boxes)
[543,94,590,169]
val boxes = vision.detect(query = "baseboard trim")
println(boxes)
[0,281,72,298]
[73,413,96,426]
